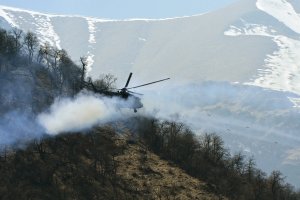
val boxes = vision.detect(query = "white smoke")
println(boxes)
[0,111,43,148]
[142,81,300,144]
[140,81,300,187]
[0,90,137,150]
[37,92,134,135]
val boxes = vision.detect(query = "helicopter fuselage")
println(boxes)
[84,72,169,112]
[88,87,143,112]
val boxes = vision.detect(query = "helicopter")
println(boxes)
[84,73,170,112]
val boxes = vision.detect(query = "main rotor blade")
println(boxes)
[127,78,170,89]
[124,72,133,88]
[128,91,143,96]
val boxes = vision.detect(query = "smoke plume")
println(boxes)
[0,111,43,149]
[0,89,135,149]
[37,92,134,135]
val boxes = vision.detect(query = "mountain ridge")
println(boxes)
[0,0,300,187]
[0,0,299,89]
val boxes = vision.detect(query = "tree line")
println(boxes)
[133,117,300,200]
[0,127,139,200]
[1,116,299,199]
[0,27,100,114]
[0,27,117,114]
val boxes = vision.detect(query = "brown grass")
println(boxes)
[115,136,224,200]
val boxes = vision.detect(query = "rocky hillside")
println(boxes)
[0,127,222,200]
[115,135,221,199]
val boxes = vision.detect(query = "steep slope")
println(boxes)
[0,127,222,200]
[0,0,300,187]
[0,0,299,88]
[116,137,221,199]
[0,0,277,84]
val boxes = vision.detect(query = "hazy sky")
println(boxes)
[0,0,238,19]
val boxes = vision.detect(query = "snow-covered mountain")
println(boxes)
[1,0,300,187]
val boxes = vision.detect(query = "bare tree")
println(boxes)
[231,152,245,175]
[49,48,61,70]
[269,171,285,200]
[37,42,51,67]
[24,31,38,62]
[93,74,117,91]
[253,170,267,200]
[80,56,88,89]
[11,28,23,52]
[245,157,256,182]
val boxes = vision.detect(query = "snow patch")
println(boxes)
[288,97,300,108]
[256,0,300,34]
[138,37,147,42]
[247,36,300,95]
[32,15,61,49]
[0,6,18,27]
[86,52,95,72]
[224,22,276,37]
[284,148,300,165]
[225,19,300,96]
[0,5,61,48]
[85,17,99,71]
[86,17,97,44]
